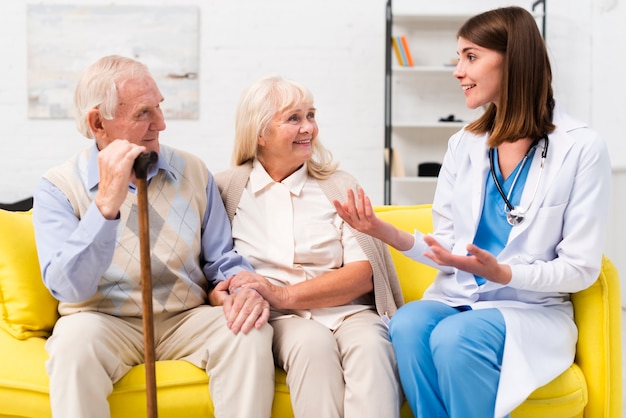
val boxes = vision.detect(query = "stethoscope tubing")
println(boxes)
[488,134,549,225]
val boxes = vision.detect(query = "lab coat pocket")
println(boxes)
[524,203,567,258]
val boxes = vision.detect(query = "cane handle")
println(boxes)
[133,151,158,179]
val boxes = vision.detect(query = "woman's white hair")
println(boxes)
[232,75,338,179]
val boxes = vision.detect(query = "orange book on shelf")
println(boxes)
[400,35,414,67]
[391,36,406,66]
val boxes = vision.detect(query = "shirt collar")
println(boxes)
[87,143,175,192]
[249,158,308,196]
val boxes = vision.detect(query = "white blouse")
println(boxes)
[231,160,369,330]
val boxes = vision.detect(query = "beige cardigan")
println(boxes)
[215,162,404,317]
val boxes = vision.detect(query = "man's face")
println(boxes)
[98,76,166,154]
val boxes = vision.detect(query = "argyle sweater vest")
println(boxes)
[44,145,209,317]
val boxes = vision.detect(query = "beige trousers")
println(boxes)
[45,306,274,418]
[272,309,402,418]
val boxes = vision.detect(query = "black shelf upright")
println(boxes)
[383,0,546,205]
[383,0,393,205]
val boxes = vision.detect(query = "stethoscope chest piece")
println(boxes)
[506,207,526,226]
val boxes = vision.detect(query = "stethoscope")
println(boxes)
[489,134,549,226]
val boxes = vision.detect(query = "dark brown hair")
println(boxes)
[458,6,555,147]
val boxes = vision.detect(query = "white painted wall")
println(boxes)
[0,0,387,204]
[2,0,624,300]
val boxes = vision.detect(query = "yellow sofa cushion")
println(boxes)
[0,329,51,417]
[0,209,58,339]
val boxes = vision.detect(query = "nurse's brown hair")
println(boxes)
[459,6,555,147]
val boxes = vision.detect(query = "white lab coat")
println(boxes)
[403,106,611,417]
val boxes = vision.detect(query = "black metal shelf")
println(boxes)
[383,0,547,204]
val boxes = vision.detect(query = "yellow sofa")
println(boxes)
[0,205,621,417]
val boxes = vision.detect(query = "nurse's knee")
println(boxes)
[389,300,442,342]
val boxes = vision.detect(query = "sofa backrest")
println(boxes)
[2,204,437,339]
[0,208,58,340]
[373,205,437,302]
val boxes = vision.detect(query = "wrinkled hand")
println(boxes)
[229,270,290,309]
[211,277,270,334]
[423,236,511,284]
[96,139,146,219]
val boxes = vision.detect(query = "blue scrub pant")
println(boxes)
[389,300,507,418]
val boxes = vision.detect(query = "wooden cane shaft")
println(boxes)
[136,176,158,418]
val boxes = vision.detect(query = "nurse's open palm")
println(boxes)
[423,236,511,284]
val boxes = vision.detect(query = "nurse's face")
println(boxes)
[453,37,504,109]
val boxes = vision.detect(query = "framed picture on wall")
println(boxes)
[27,5,199,120]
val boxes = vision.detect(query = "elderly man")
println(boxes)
[33,55,274,418]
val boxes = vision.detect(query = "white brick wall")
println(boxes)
[0,0,388,204]
[3,0,623,202]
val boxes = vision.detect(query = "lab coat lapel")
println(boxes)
[506,113,579,243]
[468,133,489,228]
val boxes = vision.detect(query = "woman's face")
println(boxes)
[258,102,318,179]
[453,36,504,109]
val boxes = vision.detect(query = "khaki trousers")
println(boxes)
[272,309,402,418]
[46,306,274,418]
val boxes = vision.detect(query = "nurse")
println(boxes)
[334,6,611,418]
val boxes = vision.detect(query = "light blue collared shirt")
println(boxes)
[33,144,252,303]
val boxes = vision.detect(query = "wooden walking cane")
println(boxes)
[133,151,159,418]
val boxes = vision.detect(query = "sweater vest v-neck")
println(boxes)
[44,145,210,317]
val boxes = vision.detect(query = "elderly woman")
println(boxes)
[215,75,403,418]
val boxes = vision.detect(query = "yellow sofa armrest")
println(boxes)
[571,255,622,418]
